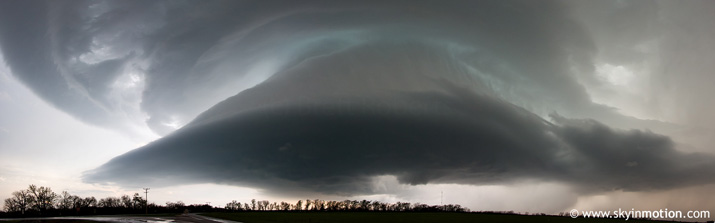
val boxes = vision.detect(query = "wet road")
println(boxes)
[0,213,241,223]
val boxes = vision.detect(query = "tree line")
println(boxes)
[2,184,468,218]
[2,184,158,217]
[223,199,469,212]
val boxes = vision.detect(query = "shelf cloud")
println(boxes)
[2,0,715,196]
[84,42,715,195]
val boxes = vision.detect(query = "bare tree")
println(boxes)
[132,193,145,210]
[57,191,73,210]
[120,195,132,209]
[295,200,302,211]
[83,196,97,208]
[70,195,82,210]
[313,199,324,211]
[304,199,311,211]
[4,197,18,213]
[280,201,291,211]
[342,200,351,210]
[27,185,57,212]
[259,200,270,211]
[350,200,359,210]
[359,200,370,211]
[98,197,121,208]
[224,200,240,211]
[371,200,381,211]
[4,190,34,214]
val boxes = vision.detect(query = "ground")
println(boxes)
[0,212,698,223]
[202,212,686,223]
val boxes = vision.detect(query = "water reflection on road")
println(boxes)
[0,213,241,223]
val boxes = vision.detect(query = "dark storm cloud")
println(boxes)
[549,114,715,192]
[0,0,109,125]
[0,0,163,130]
[0,0,599,135]
[3,0,714,195]
[84,41,715,195]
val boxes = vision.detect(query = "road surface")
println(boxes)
[0,213,240,223]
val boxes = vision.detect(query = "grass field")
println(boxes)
[203,212,684,223]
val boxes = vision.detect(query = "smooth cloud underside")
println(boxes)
[84,42,715,195]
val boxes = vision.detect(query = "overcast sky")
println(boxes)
[2,0,715,214]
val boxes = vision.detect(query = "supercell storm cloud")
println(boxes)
[2,0,715,197]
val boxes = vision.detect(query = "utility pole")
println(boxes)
[143,188,150,214]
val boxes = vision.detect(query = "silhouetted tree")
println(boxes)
[295,200,302,211]
[224,200,241,211]
[120,195,132,209]
[70,195,83,210]
[57,191,73,210]
[132,193,145,210]
[325,200,338,211]
[280,201,290,211]
[166,201,185,210]
[98,197,120,208]
[18,190,34,214]
[4,184,473,217]
[342,200,352,210]
[83,197,97,209]
[313,199,324,211]
[4,190,33,214]
[27,184,57,213]
[3,198,18,213]
[260,200,270,211]
[370,200,380,211]
[304,199,311,210]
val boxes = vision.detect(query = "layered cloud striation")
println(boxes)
[1,0,714,195]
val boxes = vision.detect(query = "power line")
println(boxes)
[143,188,150,214]
[441,191,444,211]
